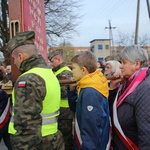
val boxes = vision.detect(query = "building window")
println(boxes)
[98,44,103,50]
[90,45,95,52]
[98,57,104,62]
[105,45,109,50]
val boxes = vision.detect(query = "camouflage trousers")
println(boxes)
[58,108,74,150]
[10,130,64,150]
[10,127,42,150]
[42,130,65,150]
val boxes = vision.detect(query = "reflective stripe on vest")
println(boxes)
[10,109,59,125]
[10,115,58,125]
[54,66,71,108]
[9,68,61,136]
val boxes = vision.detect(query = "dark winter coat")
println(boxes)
[109,68,150,150]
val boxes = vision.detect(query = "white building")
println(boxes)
[90,39,111,62]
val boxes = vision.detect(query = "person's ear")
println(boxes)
[82,66,89,74]
[57,57,61,62]
[135,61,141,69]
[18,53,24,61]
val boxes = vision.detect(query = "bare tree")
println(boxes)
[115,31,150,46]
[57,41,75,64]
[44,0,81,47]
[0,0,10,65]
[0,0,82,63]
[139,34,150,46]
[114,31,150,61]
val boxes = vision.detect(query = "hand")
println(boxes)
[69,77,77,91]
[113,72,122,78]
[69,83,77,91]
[109,73,122,90]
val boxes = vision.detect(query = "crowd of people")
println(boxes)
[0,30,150,150]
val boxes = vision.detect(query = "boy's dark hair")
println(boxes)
[71,51,97,73]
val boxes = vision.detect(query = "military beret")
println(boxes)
[48,49,63,60]
[7,31,35,53]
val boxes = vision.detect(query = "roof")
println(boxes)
[73,46,90,51]
[90,39,111,43]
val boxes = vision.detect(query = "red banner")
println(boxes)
[21,0,48,61]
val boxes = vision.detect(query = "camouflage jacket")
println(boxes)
[52,62,73,100]
[11,54,49,150]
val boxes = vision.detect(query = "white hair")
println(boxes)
[120,46,149,67]
[106,60,121,74]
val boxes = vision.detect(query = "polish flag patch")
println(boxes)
[18,81,26,87]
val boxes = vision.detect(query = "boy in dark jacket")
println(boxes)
[68,51,110,150]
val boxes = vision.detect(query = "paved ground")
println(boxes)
[0,139,8,150]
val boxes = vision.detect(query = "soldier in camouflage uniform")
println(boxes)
[7,31,64,150]
[49,49,74,150]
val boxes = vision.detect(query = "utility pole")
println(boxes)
[146,0,150,19]
[135,0,140,45]
[105,20,116,58]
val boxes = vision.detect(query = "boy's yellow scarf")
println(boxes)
[77,69,109,98]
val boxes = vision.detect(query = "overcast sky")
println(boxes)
[71,0,150,46]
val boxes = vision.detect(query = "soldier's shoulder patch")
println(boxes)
[18,81,26,88]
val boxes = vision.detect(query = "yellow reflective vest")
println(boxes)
[54,66,71,108]
[9,68,61,136]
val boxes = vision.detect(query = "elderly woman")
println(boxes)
[109,46,150,149]
[104,60,121,112]
[105,60,121,76]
